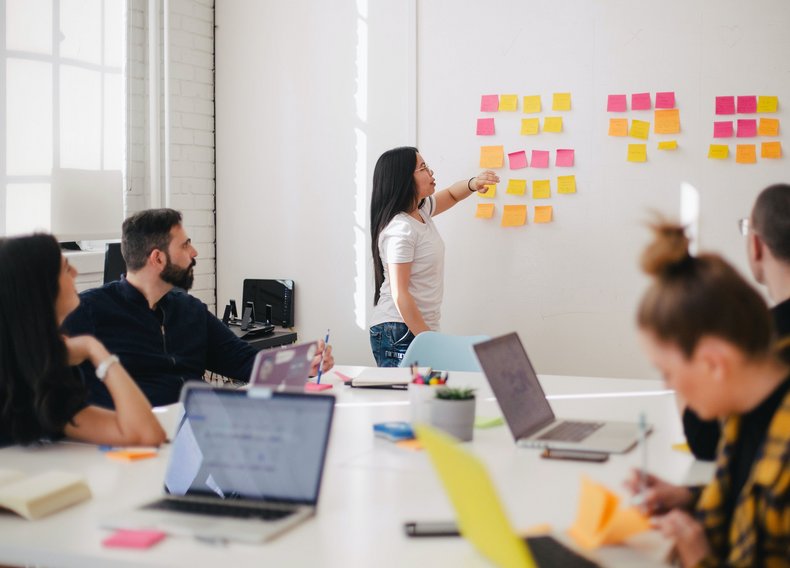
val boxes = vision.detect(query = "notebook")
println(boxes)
[474,333,649,454]
[102,383,335,543]
[249,341,317,389]
[350,366,429,389]
[416,424,600,568]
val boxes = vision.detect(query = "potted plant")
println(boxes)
[430,387,476,442]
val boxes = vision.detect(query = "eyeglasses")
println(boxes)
[415,164,433,175]
[738,217,750,236]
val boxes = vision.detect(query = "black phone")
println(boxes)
[403,521,460,537]
[540,448,609,462]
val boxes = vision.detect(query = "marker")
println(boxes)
[315,329,330,384]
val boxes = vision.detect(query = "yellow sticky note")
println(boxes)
[543,116,563,133]
[627,144,647,162]
[480,146,504,168]
[629,119,650,140]
[672,442,691,453]
[520,118,540,135]
[479,184,497,198]
[708,144,729,159]
[475,203,495,218]
[499,94,518,111]
[523,95,541,114]
[532,179,551,199]
[608,118,628,137]
[533,205,553,223]
[757,95,778,113]
[501,205,527,227]
[552,92,571,111]
[761,141,782,159]
[658,140,678,150]
[557,175,576,194]
[736,144,757,164]
[506,179,527,195]
[654,109,680,134]
[758,118,779,137]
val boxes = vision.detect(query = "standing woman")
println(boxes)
[369,146,498,367]
[0,234,165,447]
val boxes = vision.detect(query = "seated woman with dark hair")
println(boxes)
[0,234,165,447]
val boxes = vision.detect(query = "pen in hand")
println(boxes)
[316,329,330,384]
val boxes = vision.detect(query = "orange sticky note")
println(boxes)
[480,146,504,168]
[499,94,518,111]
[608,118,628,137]
[627,144,647,162]
[708,144,729,159]
[736,144,757,164]
[395,439,423,451]
[532,179,551,199]
[478,184,497,198]
[757,95,778,113]
[629,119,650,140]
[761,141,782,159]
[522,95,541,114]
[533,206,553,223]
[557,175,576,194]
[106,449,158,462]
[552,92,571,111]
[501,205,527,227]
[520,118,540,135]
[506,179,527,195]
[654,109,680,134]
[475,203,495,218]
[758,118,779,137]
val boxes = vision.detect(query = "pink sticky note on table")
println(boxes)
[716,96,735,115]
[736,119,757,138]
[530,150,549,168]
[737,96,757,114]
[713,121,734,138]
[480,94,499,112]
[556,149,575,167]
[631,92,651,110]
[655,92,676,109]
[476,118,495,135]
[103,530,166,549]
[508,150,528,170]
[607,94,627,112]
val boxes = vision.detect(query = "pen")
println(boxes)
[638,411,648,505]
[316,329,330,384]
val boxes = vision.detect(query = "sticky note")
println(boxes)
[629,120,650,140]
[508,150,528,170]
[631,92,651,110]
[501,205,527,227]
[627,144,647,162]
[520,118,540,135]
[552,92,571,111]
[757,95,778,113]
[736,119,757,138]
[534,205,553,223]
[654,109,680,134]
[522,95,541,114]
[476,118,495,136]
[672,442,691,453]
[480,146,504,168]
[708,144,729,159]
[608,118,628,136]
[474,416,505,429]
[543,117,563,133]
[715,96,735,115]
[532,180,551,199]
[506,179,527,195]
[106,449,158,462]
[607,94,627,112]
[758,118,779,137]
[480,95,499,112]
[475,203,495,218]
[556,149,575,167]
[761,141,782,159]
[557,175,577,194]
[713,121,734,138]
[737,95,757,114]
[658,140,678,150]
[530,150,550,168]
[103,529,166,549]
[655,91,676,109]
[479,184,497,198]
[499,94,518,111]
[736,144,757,164]
[395,439,423,451]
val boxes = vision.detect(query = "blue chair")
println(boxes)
[398,331,490,372]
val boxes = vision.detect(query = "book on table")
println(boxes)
[0,469,92,520]
[350,367,429,389]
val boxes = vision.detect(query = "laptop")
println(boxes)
[249,341,317,389]
[474,333,648,454]
[416,424,600,568]
[102,383,335,543]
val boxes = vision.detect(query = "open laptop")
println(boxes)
[416,424,600,567]
[474,333,648,454]
[249,341,317,389]
[102,383,335,543]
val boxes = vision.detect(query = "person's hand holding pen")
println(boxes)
[309,338,334,378]
[623,470,694,516]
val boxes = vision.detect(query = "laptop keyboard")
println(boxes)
[144,499,296,521]
[536,421,604,443]
[525,536,601,567]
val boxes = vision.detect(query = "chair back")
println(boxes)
[399,331,490,372]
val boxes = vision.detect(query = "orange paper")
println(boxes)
[758,118,779,137]
[736,144,757,164]
[501,205,527,227]
[480,146,504,168]
[475,203,495,218]
[106,450,158,462]
[761,141,782,159]
[608,118,628,137]
[533,206,553,223]
[654,109,680,134]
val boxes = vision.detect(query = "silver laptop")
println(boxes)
[249,341,317,389]
[102,383,335,543]
[474,333,649,454]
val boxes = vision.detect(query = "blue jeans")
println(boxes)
[369,322,414,367]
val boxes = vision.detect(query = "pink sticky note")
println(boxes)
[607,94,627,112]
[476,118,495,135]
[655,92,676,109]
[480,95,499,112]
[631,92,652,110]
[508,150,528,170]
[713,121,734,138]
[737,96,757,114]
[736,119,757,138]
[716,96,735,115]
[530,150,550,169]
[103,530,166,549]
[555,149,575,167]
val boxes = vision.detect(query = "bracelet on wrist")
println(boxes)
[467,177,476,192]
[95,355,120,382]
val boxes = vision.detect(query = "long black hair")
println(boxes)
[370,146,420,305]
[0,234,86,444]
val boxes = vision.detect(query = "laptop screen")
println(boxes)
[164,386,334,506]
[473,333,555,439]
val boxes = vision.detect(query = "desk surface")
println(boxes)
[0,368,714,568]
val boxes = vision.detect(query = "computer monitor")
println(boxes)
[243,279,295,327]
[103,242,127,284]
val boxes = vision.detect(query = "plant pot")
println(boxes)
[430,398,475,442]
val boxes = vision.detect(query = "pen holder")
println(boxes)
[409,384,435,425]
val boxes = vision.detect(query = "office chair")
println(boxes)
[398,331,490,372]
[103,242,127,284]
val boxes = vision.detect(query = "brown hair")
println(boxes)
[752,183,790,263]
[637,220,772,359]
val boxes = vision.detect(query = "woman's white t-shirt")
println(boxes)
[370,196,445,330]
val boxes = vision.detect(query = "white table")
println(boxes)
[0,367,714,567]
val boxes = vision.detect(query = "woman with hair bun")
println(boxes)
[626,221,790,567]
